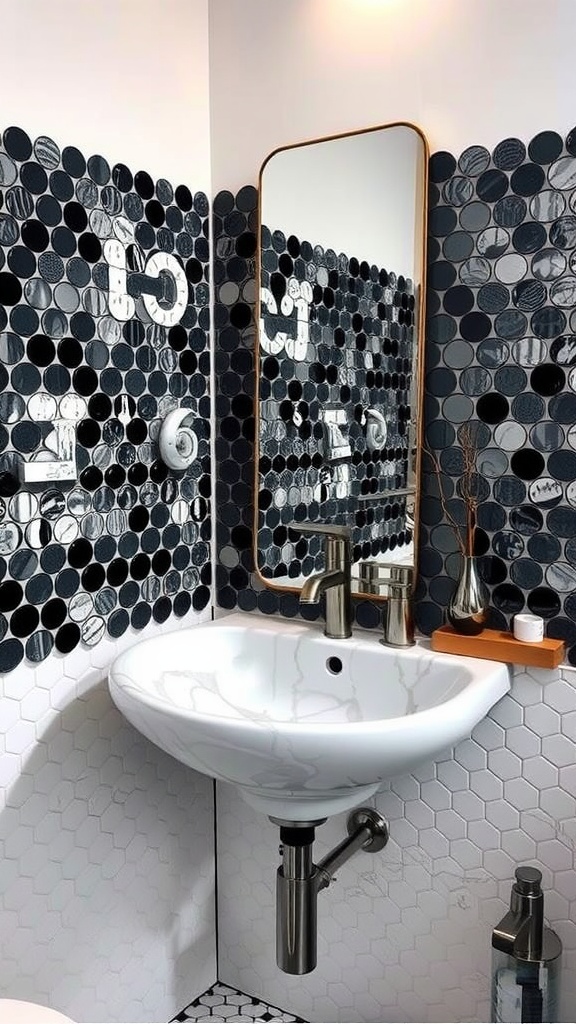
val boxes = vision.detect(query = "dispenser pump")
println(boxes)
[491,866,561,1023]
[492,867,544,960]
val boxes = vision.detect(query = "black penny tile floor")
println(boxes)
[171,982,307,1023]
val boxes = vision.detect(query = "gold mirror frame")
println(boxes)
[253,121,429,603]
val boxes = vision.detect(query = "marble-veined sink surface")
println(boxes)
[108,612,511,820]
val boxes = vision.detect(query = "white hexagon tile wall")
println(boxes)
[0,121,216,1024]
[216,665,576,1023]
[1,609,216,1023]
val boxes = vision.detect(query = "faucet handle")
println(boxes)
[287,522,351,540]
[388,565,413,588]
[358,561,413,591]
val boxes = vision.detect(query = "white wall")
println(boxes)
[1,0,211,188]
[0,3,216,1020]
[209,0,576,191]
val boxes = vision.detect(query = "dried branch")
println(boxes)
[423,445,466,556]
[425,422,481,558]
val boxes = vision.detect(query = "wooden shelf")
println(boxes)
[431,625,565,669]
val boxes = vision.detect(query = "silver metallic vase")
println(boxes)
[447,555,489,635]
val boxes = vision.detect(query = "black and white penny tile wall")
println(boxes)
[214,188,384,630]
[419,126,576,664]
[6,121,576,664]
[0,124,211,673]
[213,187,267,613]
[216,127,576,659]
[258,229,413,579]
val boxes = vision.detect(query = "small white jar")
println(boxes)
[513,613,544,643]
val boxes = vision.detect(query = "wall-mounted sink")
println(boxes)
[109,612,510,820]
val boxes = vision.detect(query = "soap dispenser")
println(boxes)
[491,866,561,1023]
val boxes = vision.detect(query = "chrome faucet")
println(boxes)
[289,523,352,639]
[359,562,415,648]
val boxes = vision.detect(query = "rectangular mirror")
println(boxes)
[254,123,428,601]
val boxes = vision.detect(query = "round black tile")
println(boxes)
[550,393,576,423]
[528,131,564,164]
[51,225,76,257]
[531,307,566,339]
[459,311,491,343]
[20,161,48,195]
[68,538,93,568]
[62,146,86,177]
[9,304,39,338]
[108,608,129,638]
[530,363,566,395]
[429,151,457,183]
[512,221,547,254]
[43,364,71,395]
[510,449,545,480]
[527,587,561,618]
[78,232,102,262]
[510,163,545,196]
[112,163,133,191]
[87,153,110,185]
[24,572,53,604]
[548,449,576,481]
[476,168,509,202]
[0,580,23,611]
[10,605,40,637]
[9,247,37,280]
[129,602,151,630]
[429,206,458,237]
[0,638,23,671]
[55,622,81,653]
[0,272,22,305]
[443,285,474,316]
[134,170,154,199]
[3,126,32,161]
[510,558,543,589]
[39,544,67,574]
[492,583,525,614]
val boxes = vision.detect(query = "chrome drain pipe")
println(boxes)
[276,824,319,975]
[273,808,389,975]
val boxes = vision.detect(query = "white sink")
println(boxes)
[109,612,510,820]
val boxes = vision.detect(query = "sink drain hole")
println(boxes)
[326,656,343,675]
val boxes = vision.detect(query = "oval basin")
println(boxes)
[109,612,510,820]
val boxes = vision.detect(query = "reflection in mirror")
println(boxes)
[255,123,428,602]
